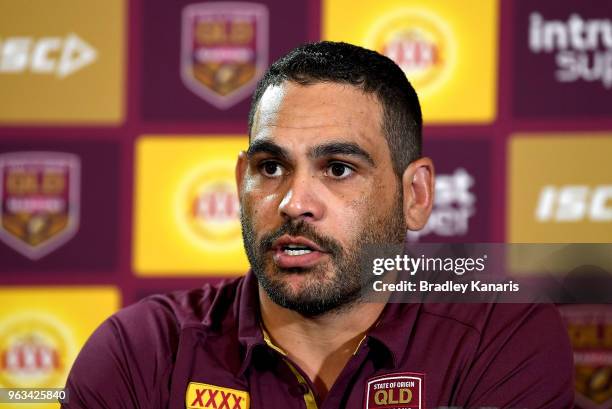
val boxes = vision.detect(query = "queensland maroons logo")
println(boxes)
[561,305,612,409]
[364,372,424,409]
[181,2,269,109]
[0,314,74,388]
[365,9,455,97]
[0,152,80,260]
[176,162,241,249]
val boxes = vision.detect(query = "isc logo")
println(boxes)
[0,33,97,78]
[186,382,249,409]
[536,185,612,222]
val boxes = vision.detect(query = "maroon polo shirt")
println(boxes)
[63,272,574,409]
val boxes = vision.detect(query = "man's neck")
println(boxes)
[258,287,386,402]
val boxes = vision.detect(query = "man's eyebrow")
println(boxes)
[246,140,290,161]
[310,141,375,166]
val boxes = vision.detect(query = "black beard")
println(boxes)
[240,196,405,317]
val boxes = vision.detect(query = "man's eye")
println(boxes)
[326,162,354,179]
[259,161,284,177]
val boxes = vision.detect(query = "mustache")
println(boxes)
[259,220,343,256]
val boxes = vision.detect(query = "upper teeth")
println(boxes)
[284,249,312,256]
[282,244,314,256]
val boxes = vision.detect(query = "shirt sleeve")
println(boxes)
[61,300,179,409]
[455,303,574,408]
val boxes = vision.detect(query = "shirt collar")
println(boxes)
[365,301,421,368]
[236,270,421,373]
[237,271,267,376]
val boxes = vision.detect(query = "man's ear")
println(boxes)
[402,157,435,231]
[235,151,248,201]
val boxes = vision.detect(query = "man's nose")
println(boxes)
[278,172,325,222]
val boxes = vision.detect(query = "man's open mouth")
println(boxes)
[271,235,328,268]
[272,235,325,253]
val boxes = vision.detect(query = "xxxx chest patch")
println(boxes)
[364,372,425,409]
[186,382,249,409]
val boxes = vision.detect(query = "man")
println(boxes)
[63,42,573,408]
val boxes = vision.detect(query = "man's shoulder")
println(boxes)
[417,303,573,406]
[63,276,248,408]
[419,302,565,335]
[115,276,246,334]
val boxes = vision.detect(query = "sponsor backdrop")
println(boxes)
[0,0,610,407]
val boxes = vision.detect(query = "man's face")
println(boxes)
[238,81,405,316]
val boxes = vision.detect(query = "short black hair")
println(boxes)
[248,41,422,177]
